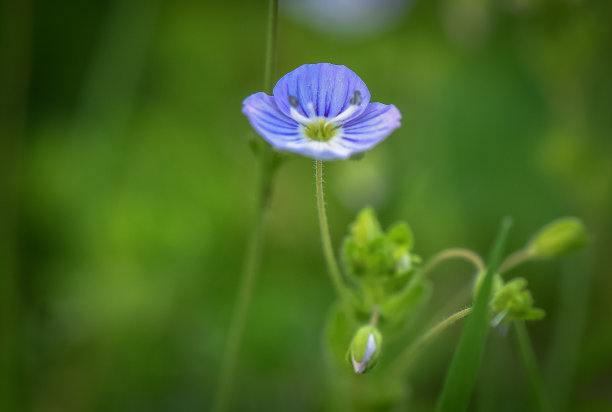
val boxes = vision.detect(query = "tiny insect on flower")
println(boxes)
[242,63,402,160]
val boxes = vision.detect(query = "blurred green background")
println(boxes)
[1,0,611,410]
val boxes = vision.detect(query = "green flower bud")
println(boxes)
[527,217,587,259]
[351,207,383,243]
[387,222,415,274]
[342,207,417,280]
[347,325,382,374]
[491,278,545,325]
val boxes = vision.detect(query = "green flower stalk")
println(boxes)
[213,1,279,411]
[500,217,587,274]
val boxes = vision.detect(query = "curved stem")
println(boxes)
[212,1,278,411]
[499,248,531,275]
[390,307,473,377]
[422,248,485,276]
[315,160,353,318]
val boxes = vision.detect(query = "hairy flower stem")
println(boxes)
[315,160,354,321]
[514,320,550,412]
[369,306,380,326]
[212,1,278,411]
[499,248,531,274]
[390,307,473,378]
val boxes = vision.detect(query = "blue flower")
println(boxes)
[242,63,401,160]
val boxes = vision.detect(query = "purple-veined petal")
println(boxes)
[340,103,401,151]
[273,63,370,122]
[242,92,305,149]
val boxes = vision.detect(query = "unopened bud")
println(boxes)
[351,207,383,243]
[491,278,545,325]
[527,217,587,259]
[347,325,382,374]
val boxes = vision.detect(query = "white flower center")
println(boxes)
[287,91,362,142]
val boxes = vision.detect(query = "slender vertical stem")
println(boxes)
[212,1,278,411]
[369,306,380,326]
[263,0,277,95]
[0,0,32,410]
[514,320,550,412]
[545,257,589,411]
[315,160,353,318]
[212,164,269,412]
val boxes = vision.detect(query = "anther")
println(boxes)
[349,90,362,106]
[288,95,299,108]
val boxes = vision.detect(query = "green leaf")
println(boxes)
[380,281,430,329]
[436,218,513,412]
[324,303,353,368]
[514,320,550,411]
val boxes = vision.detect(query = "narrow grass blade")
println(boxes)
[436,218,513,412]
[514,320,550,412]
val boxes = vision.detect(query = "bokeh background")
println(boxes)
[1,0,611,410]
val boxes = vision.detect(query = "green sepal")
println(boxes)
[342,208,417,280]
[491,278,545,323]
[247,131,262,156]
[350,207,383,243]
[349,152,365,161]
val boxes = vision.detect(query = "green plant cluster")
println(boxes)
[342,207,427,327]
[491,278,545,324]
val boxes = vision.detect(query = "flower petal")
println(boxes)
[242,92,304,149]
[284,139,353,160]
[273,63,370,122]
[339,103,401,151]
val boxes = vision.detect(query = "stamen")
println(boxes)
[302,119,338,142]
[307,102,316,117]
[350,90,362,106]
[329,105,358,123]
[290,108,310,124]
